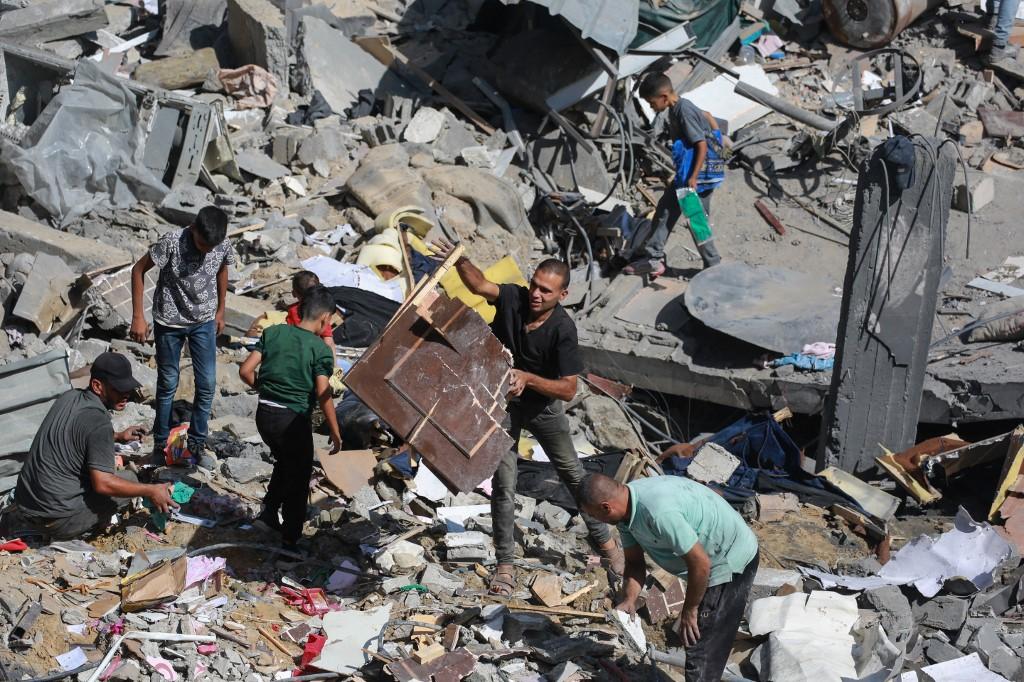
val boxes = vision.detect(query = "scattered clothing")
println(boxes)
[286,90,333,125]
[326,286,400,348]
[801,342,836,358]
[769,353,834,371]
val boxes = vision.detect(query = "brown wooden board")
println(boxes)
[345,292,512,492]
[319,449,377,498]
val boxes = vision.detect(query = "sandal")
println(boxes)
[488,563,516,597]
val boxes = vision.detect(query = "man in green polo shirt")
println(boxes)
[580,473,758,682]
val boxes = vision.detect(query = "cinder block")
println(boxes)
[953,173,994,213]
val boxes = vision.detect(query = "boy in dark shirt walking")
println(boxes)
[624,73,725,276]
[239,287,342,549]
[130,206,233,466]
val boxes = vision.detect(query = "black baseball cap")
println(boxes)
[879,136,916,191]
[90,352,142,393]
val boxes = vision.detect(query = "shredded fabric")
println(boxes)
[185,555,227,589]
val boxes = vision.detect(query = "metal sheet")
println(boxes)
[344,294,513,492]
[499,0,639,55]
[684,262,841,354]
[0,348,71,457]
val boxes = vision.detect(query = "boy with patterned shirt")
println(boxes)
[130,206,233,466]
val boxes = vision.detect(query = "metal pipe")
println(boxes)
[733,81,841,132]
[823,0,944,48]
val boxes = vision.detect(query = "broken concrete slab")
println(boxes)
[227,0,287,86]
[0,0,108,44]
[862,585,914,641]
[155,0,227,57]
[911,595,968,631]
[297,16,387,116]
[222,458,273,484]
[12,253,76,333]
[0,211,127,272]
[313,604,391,674]
[581,394,643,452]
[235,150,291,180]
[132,48,220,90]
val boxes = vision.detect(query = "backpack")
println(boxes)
[672,129,726,193]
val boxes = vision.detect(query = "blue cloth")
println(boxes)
[662,413,861,511]
[769,353,834,371]
[154,320,217,450]
[409,250,438,282]
[672,130,726,193]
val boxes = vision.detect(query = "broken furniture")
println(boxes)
[345,246,514,493]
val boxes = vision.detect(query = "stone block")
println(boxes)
[952,173,994,213]
[419,564,464,596]
[403,106,445,144]
[960,119,984,145]
[862,585,914,640]
[583,394,643,451]
[222,458,273,483]
[912,595,968,631]
[133,48,220,90]
[535,500,571,531]
[643,577,686,623]
[211,393,257,419]
[924,637,961,664]
[227,0,288,86]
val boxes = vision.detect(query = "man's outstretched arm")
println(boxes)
[429,237,499,302]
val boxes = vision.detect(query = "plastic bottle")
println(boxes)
[738,44,756,65]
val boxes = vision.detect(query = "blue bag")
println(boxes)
[672,129,726,193]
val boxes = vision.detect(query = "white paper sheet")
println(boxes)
[300,256,403,302]
[898,652,1010,681]
[56,647,88,672]
[313,605,391,674]
[802,507,1013,597]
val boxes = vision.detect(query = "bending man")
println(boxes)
[581,473,758,682]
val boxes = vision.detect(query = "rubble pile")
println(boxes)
[0,0,1021,679]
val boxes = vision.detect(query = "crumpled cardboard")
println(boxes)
[120,555,187,612]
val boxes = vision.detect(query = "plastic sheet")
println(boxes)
[1,59,168,224]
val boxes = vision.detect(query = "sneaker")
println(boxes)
[622,258,666,277]
[986,43,1020,65]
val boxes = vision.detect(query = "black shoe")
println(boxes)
[253,511,282,534]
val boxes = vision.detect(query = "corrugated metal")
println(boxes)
[499,0,639,55]
[0,348,71,458]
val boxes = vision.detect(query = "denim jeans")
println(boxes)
[492,400,611,564]
[255,404,314,543]
[684,553,759,682]
[154,320,217,451]
[993,0,1021,47]
[629,187,715,263]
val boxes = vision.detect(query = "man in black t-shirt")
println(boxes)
[6,353,175,540]
[433,239,625,596]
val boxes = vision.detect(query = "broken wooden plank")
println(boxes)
[989,426,1024,521]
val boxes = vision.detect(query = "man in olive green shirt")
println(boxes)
[581,474,758,682]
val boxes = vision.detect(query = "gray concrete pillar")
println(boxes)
[818,136,956,474]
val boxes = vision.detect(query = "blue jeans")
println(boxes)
[154,320,217,451]
[993,0,1021,47]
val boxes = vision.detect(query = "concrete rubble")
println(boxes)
[0,0,1021,679]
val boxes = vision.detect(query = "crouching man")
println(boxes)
[580,473,759,682]
[9,352,174,540]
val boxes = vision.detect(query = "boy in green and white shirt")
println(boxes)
[239,287,342,549]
